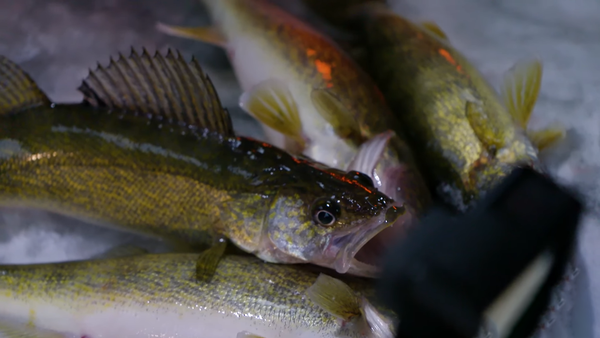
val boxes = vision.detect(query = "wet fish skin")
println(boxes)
[302,2,562,209]
[157,0,432,217]
[0,253,394,338]
[0,50,403,276]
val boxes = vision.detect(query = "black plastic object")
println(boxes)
[377,167,583,338]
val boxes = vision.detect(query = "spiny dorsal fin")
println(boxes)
[78,47,234,137]
[0,55,50,114]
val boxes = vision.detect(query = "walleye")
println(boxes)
[301,1,565,210]
[156,0,432,231]
[0,247,396,338]
[0,49,403,277]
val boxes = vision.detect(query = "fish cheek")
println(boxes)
[265,194,323,264]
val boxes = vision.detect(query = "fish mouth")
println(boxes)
[333,204,406,278]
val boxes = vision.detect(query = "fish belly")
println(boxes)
[0,298,330,338]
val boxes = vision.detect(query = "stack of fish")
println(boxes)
[0,0,570,337]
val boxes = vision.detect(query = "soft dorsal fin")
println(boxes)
[78,47,234,137]
[0,55,51,114]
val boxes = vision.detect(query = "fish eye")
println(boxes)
[312,200,341,227]
[348,171,374,187]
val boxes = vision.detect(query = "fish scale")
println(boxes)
[0,253,381,338]
[0,49,403,278]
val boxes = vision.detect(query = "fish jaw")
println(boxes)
[330,204,404,278]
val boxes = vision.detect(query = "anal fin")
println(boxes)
[156,23,227,48]
[78,48,235,137]
[239,79,306,152]
[0,55,50,114]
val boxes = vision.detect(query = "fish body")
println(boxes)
[300,2,564,209]
[0,50,403,276]
[158,0,432,218]
[0,253,395,338]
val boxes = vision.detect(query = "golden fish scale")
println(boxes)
[0,254,373,335]
[0,106,281,251]
[362,13,535,194]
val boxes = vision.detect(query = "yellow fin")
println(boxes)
[78,48,235,137]
[239,79,306,151]
[306,274,361,320]
[500,58,543,129]
[465,100,504,152]
[420,21,449,40]
[236,332,266,338]
[528,127,565,151]
[311,89,363,143]
[195,240,227,283]
[92,244,149,260]
[359,297,396,338]
[0,55,50,114]
[156,23,227,48]
[347,130,395,182]
[0,320,64,338]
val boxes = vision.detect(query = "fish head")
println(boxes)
[265,167,405,277]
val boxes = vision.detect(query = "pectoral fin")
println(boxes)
[156,23,227,48]
[0,55,51,114]
[500,58,543,130]
[420,21,449,41]
[240,79,306,152]
[465,100,504,152]
[311,89,363,143]
[527,127,565,151]
[306,274,361,320]
[195,240,227,283]
[346,130,395,185]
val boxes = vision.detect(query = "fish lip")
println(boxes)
[333,205,402,277]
